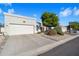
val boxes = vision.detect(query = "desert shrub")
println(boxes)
[54,26,64,35]
[46,29,57,35]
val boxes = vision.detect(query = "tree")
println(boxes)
[41,12,59,27]
[69,22,79,30]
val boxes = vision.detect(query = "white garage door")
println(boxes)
[7,24,34,35]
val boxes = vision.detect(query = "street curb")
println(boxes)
[16,35,79,56]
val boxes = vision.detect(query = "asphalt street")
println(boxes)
[39,37,79,56]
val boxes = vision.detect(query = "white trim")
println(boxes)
[7,22,36,26]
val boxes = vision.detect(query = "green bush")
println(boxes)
[54,26,64,35]
[46,29,57,35]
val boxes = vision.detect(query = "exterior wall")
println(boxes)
[4,13,37,35]
[4,13,36,26]
[1,27,5,33]
[61,26,67,32]
[43,26,54,31]
[51,27,54,29]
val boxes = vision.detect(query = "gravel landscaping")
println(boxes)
[40,33,75,41]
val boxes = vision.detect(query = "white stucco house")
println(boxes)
[4,13,39,36]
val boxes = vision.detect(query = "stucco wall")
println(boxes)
[4,13,36,26]
[4,13,37,35]
[61,26,67,32]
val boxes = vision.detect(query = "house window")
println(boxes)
[36,25,39,31]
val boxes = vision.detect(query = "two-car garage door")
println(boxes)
[7,24,34,35]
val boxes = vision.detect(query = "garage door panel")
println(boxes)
[8,24,34,35]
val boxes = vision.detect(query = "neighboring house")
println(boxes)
[43,26,53,31]
[60,26,67,32]
[40,24,67,33]
[4,13,38,36]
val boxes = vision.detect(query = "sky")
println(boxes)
[0,3,79,26]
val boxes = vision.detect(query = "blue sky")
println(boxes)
[0,3,79,26]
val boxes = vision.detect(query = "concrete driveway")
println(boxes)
[0,35,4,46]
[0,34,56,56]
